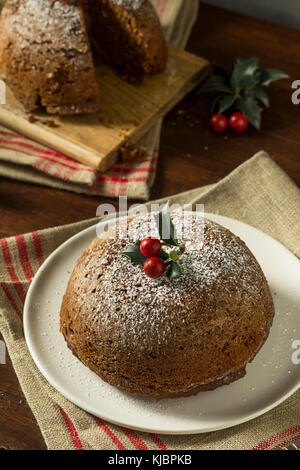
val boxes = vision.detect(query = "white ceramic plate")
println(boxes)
[23,213,300,434]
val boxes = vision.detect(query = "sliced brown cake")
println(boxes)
[0,0,167,115]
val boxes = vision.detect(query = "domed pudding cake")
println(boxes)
[60,209,275,399]
[0,0,167,114]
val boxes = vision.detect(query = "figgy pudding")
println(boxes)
[60,210,274,399]
[0,0,167,114]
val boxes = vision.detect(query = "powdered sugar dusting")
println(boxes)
[76,213,265,354]
[2,0,90,52]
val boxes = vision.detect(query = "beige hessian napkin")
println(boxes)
[0,0,199,201]
[0,151,299,450]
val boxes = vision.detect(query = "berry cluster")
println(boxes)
[140,237,165,279]
[199,57,288,131]
[121,202,184,281]
[210,112,248,133]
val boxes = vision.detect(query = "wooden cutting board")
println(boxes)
[0,47,209,171]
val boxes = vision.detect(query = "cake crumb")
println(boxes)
[27,114,36,123]
[119,141,147,162]
[45,119,56,128]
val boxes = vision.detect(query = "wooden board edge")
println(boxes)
[97,61,210,171]
[0,108,103,169]
[0,50,210,172]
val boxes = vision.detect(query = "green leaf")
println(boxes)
[237,95,262,130]
[166,261,183,280]
[154,201,179,247]
[253,87,269,108]
[159,249,169,261]
[230,57,260,90]
[256,68,289,86]
[211,94,224,114]
[169,250,180,261]
[121,240,147,265]
[214,65,230,79]
[235,57,252,66]
[218,94,237,114]
[198,74,233,94]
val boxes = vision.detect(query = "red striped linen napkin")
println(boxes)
[0,0,199,200]
[0,151,299,450]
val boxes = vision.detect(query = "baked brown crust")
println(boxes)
[60,213,275,399]
[0,0,167,114]
[0,0,101,114]
[83,0,168,82]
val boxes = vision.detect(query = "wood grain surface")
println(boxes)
[0,4,300,450]
[0,47,208,170]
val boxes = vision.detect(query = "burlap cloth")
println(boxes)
[0,0,199,200]
[0,150,299,450]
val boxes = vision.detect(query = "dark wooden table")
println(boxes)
[1,3,300,450]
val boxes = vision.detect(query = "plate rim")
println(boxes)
[23,212,300,435]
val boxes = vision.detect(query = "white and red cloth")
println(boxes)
[0,0,199,200]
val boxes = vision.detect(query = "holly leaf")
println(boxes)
[199,57,289,131]
[169,250,180,261]
[253,87,269,108]
[159,249,169,261]
[198,74,233,94]
[230,57,260,90]
[218,94,237,114]
[214,65,231,80]
[235,57,252,66]
[211,94,224,113]
[237,95,262,130]
[256,68,289,86]
[155,201,179,247]
[166,261,183,280]
[121,240,147,265]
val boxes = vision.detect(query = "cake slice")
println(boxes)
[83,0,168,83]
[0,0,167,115]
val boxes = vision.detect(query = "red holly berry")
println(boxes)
[144,257,166,279]
[210,114,228,133]
[140,237,162,258]
[229,112,248,133]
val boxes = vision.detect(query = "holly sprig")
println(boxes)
[198,57,289,130]
[121,201,185,280]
